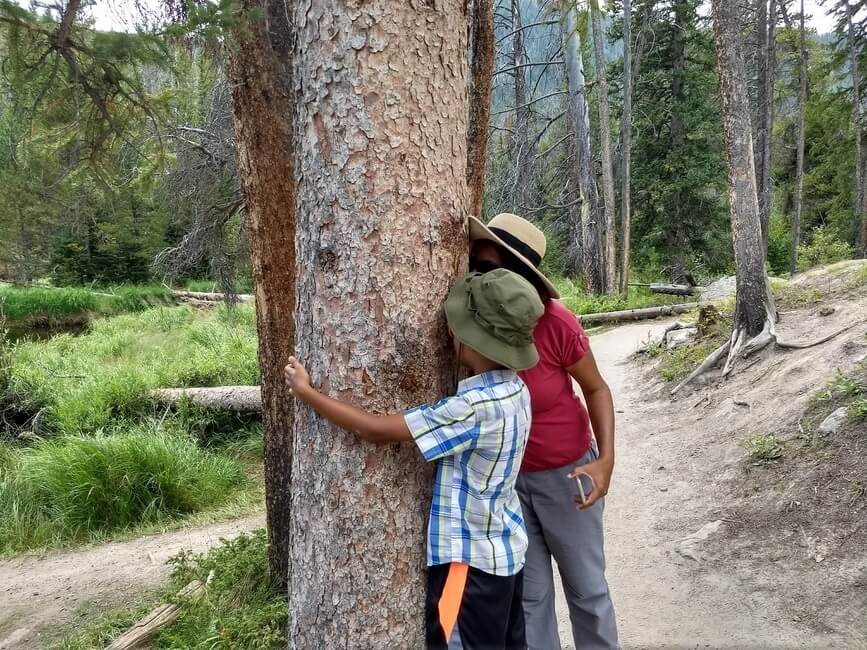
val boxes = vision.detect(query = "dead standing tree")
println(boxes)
[468,0,495,217]
[511,0,534,208]
[790,0,807,274]
[590,0,617,293]
[224,0,296,588]
[619,0,634,296]
[754,0,778,251]
[673,0,851,395]
[287,0,469,646]
[673,0,777,392]
[561,0,605,291]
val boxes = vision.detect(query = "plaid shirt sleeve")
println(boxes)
[403,394,479,462]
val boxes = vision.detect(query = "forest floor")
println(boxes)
[3,262,866,649]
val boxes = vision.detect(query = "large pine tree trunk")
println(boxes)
[711,0,776,365]
[618,0,633,296]
[848,1,867,258]
[561,3,604,292]
[467,0,494,218]
[287,2,469,645]
[754,0,777,252]
[590,0,617,293]
[512,0,532,209]
[790,0,807,274]
[224,0,295,588]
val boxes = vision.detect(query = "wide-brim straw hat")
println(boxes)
[468,213,560,299]
[444,269,544,371]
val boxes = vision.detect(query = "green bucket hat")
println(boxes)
[444,269,545,371]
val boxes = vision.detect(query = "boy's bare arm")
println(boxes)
[284,357,412,444]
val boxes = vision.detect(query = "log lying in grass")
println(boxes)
[107,579,205,650]
[579,302,699,326]
[152,386,262,412]
[172,290,254,303]
[629,283,700,296]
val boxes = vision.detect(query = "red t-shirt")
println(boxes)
[518,300,592,472]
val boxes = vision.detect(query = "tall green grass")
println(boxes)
[0,429,249,553]
[0,285,173,326]
[5,304,258,435]
[552,277,689,315]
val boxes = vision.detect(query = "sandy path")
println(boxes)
[553,320,833,649]
[0,515,264,650]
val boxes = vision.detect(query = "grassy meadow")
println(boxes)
[0,298,263,554]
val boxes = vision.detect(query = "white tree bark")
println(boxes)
[561,2,604,292]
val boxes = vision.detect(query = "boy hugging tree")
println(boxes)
[285,268,544,650]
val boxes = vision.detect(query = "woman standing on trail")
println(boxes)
[469,213,620,650]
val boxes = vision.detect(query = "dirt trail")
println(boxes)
[553,320,845,649]
[0,515,264,649]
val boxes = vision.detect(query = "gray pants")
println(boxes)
[516,448,620,650]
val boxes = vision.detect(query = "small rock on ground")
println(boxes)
[817,407,849,435]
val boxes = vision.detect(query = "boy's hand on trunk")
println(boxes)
[285,356,312,399]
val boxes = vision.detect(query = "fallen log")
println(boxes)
[629,283,699,296]
[106,579,206,650]
[579,302,699,325]
[152,386,262,412]
[172,290,254,303]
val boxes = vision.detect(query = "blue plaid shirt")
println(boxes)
[403,369,531,576]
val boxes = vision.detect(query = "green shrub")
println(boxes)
[848,398,867,420]
[767,213,792,276]
[55,530,286,650]
[741,433,784,463]
[162,529,286,649]
[658,341,718,382]
[0,429,249,553]
[797,226,854,272]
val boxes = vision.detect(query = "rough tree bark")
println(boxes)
[619,0,633,296]
[712,0,776,374]
[467,0,494,218]
[790,0,807,274]
[561,1,604,292]
[848,1,867,258]
[288,1,469,646]
[590,0,617,293]
[512,0,532,209]
[224,0,295,589]
[754,0,777,252]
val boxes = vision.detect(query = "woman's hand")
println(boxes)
[568,456,613,510]
[284,356,312,398]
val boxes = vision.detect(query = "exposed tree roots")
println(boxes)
[670,318,856,396]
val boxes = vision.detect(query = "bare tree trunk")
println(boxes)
[848,1,867,258]
[790,0,807,274]
[590,0,617,293]
[288,1,469,646]
[755,0,777,252]
[667,0,689,280]
[512,0,532,209]
[711,0,776,367]
[561,2,603,291]
[224,0,296,589]
[619,0,633,296]
[467,0,494,218]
